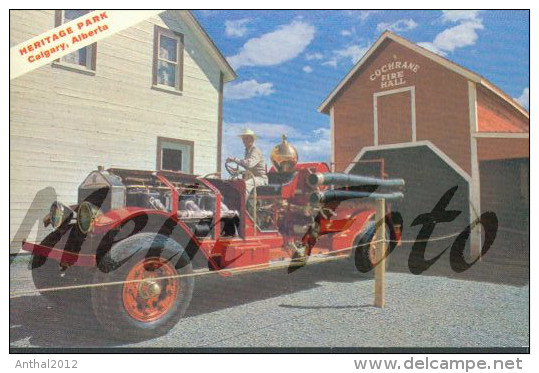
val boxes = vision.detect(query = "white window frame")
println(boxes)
[157,136,193,173]
[54,10,96,73]
[152,25,184,94]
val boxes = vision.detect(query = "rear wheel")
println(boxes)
[91,233,194,341]
[352,220,395,274]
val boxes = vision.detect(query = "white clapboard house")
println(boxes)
[10,10,236,253]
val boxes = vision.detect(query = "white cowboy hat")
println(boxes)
[238,128,258,139]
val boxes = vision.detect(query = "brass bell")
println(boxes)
[270,134,298,173]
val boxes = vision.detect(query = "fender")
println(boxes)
[330,208,398,254]
[96,232,192,273]
[319,208,375,234]
[92,208,221,272]
[349,210,398,249]
[330,209,375,251]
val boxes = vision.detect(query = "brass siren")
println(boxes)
[271,134,298,172]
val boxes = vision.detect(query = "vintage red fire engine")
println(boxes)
[22,137,404,340]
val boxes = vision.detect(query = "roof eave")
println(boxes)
[479,79,529,119]
[178,10,237,82]
[318,31,528,119]
[318,31,392,114]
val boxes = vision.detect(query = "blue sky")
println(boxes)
[193,10,529,166]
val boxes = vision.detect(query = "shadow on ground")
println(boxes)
[389,230,529,286]
[9,258,369,348]
[10,230,528,348]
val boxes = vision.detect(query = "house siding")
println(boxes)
[10,10,222,252]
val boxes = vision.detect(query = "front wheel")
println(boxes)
[352,220,396,274]
[91,233,194,341]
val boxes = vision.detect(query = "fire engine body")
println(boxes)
[23,163,397,270]
[22,145,403,340]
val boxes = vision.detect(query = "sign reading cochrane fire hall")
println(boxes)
[10,10,163,80]
[369,59,420,89]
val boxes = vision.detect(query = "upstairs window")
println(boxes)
[55,10,96,71]
[153,26,184,92]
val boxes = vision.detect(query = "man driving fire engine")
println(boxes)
[226,128,268,197]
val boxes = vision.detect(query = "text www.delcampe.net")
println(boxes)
[354,357,524,371]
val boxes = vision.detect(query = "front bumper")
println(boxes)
[22,240,96,267]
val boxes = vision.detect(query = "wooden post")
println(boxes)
[374,198,386,308]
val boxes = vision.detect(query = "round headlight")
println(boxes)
[50,201,73,230]
[77,201,99,234]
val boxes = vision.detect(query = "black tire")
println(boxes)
[91,233,194,341]
[29,254,93,306]
[352,220,395,274]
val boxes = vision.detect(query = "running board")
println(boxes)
[229,252,349,276]
[193,252,349,277]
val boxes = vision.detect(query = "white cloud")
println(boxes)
[293,128,331,162]
[441,10,481,23]
[222,123,330,171]
[225,18,252,38]
[418,11,484,55]
[313,127,330,137]
[322,59,338,68]
[417,42,447,56]
[336,45,368,64]
[514,87,529,108]
[324,44,369,67]
[224,79,275,100]
[377,18,418,33]
[344,10,381,22]
[302,65,313,73]
[431,21,484,53]
[227,21,315,69]
[341,29,352,36]
[305,52,323,60]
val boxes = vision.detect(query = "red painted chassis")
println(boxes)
[22,162,400,340]
[23,162,398,271]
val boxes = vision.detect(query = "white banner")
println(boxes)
[10,10,164,80]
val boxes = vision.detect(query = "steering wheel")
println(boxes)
[225,159,243,180]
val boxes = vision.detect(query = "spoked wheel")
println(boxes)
[352,220,396,274]
[91,233,194,341]
[122,257,179,323]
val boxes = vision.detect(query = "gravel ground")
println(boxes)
[9,233,529,349]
